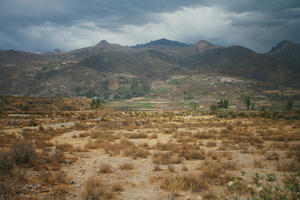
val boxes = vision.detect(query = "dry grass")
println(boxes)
[112,183,124,192]
[161,174,208,192]
[99,163,114,174]
[179,150,206,160]
[119,162,134,170]
[153,152,182,165]
[1,103,300,199]
[206,141,217,147]
[82,177,114,200]
[277,160,300,172]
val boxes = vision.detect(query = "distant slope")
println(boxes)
[133,38,188,48]
[0,39,300,98]
[267,40,300,63]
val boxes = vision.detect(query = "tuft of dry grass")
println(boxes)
[82,177,114,200]
[55,143,74,152]
[161,174,208,193]
[206,141,217,147]
[127,132,148,139]
[277,161,300,172]
[198,160,225,180]
[153,164,162,171]
[99,163,113,174]
[253,159,264,168]
[153,152,182,165]
[179,150,206,160]
[168,164,176,172]
[112,183,124,192]
[119,163,134,170]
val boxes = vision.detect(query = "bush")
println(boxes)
[12,143,35,166]
[227,171,300,200]
[0,152,14,174]
[162,174,208,192]
[82,177,114,200]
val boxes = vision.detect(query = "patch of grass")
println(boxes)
[99,163,113,174]
[153,152,182,165]
[119,163,134,170]
[161,174,208,193]
[82,177,114,200]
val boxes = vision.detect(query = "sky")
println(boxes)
[0,0,299,53]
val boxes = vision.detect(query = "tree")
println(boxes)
[217,99,229,108]
[287,100,294,110]
[244,97,251,109]
[90,98,101,109]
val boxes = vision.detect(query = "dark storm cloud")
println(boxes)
[0,0,299,52]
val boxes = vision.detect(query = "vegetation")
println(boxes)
[0,96,300,199]
[217,99,229,108]
[287,100,294,110]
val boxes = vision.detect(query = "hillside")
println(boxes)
[0,39,300,100]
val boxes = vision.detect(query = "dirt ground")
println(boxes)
[1,109,300,199]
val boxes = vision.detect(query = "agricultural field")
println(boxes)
[0,97,299,200]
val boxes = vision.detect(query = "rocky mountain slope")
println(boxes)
[0,39,299,98]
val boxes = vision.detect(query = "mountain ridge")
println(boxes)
[0,39,299,98]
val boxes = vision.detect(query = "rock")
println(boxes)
[70,180,75,184]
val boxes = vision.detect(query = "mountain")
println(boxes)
[0,39,299,98]
[267,40,300,63]
[134,38,188,48]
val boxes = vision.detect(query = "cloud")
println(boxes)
[0,0,299,52]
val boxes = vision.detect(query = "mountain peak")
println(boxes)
[96,40,110,46]
[194,40,212,48]
[134,38,188,48]
[271,40,296,52]
[268,40,300,63]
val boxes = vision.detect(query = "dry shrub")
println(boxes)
[79,132,90,137]
[51,150,66,164]
[40,171,66,185]
[206,141,217,147]
[112,183,124,192]
[127,132,148,139]
[55,143,74,152]
[182,164,188,171]
[91,131,119,141]
[265,151,280,161]
[52,184,69,199]
[199,160,225,180]
[82,177,114,200]
[85,142,99,150]
[269,142,290,150]
[253,159,264,168]
[193,131,214,139]
[155,142,178,151]
[277,161,300,172]
[168,164,176,172]
[179,150,205,160]
[12,143,36,166]
[0,152,14,174]
[153,164,162,171]
[153,152,182,165]
[207,151,218,160]
[104,139,135,156]
[99,163,113,174]
[119,163,134,170]
[35,140,54,150]
[161,174,208,193]
[223,160,239,171]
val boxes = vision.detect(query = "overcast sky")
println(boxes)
[0,0,299,53]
